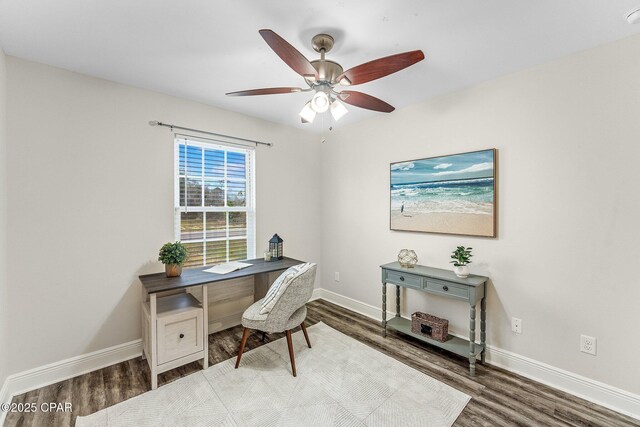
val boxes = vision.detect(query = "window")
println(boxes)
[175,137,255,267]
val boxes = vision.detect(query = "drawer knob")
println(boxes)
[179,333,185,339]
[400,276,405,281]
[442,286,449,292]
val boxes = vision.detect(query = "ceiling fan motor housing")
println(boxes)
[307,60,344,85]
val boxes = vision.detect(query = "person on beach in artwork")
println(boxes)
[400,202,411,217]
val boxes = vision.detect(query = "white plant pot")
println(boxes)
[453,265,469,278]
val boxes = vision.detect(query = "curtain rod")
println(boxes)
[148,120,273,147]
[174,133,258,150]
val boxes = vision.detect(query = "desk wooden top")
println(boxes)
[140,257,304,294]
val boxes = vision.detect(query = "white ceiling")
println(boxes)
[1,1,640,132]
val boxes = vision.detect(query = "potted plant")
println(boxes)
[158,242,188,277]
[450,246,472,278]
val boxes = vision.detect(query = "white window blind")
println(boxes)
[174,137,256,267]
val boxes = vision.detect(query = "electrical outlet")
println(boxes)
[511,317,522,334]
[334,272,340,282]
[580,335,597,355]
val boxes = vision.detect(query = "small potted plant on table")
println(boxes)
[450,246,472,278]
[158,242,188,277]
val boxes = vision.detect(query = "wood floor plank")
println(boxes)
[31,381,72,427]
[4,298,639,427]
[70,367,106,424]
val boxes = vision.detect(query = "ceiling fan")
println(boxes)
[226,30,425,124]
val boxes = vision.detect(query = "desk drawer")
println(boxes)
[384,270,423,289]
[157,309,204,365]
[425,279,469,300]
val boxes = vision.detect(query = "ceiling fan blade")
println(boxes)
[339,91,395,113]
[337,50,425,86]
[259,29,318,79]
[226,87,302,96]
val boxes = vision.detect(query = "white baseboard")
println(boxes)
[1,289,637,424]
[314,287,640,420]
[0,339,142,424]
[486,346,640,421]
[311,288,395,319]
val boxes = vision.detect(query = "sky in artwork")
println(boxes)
[391,149,494,185]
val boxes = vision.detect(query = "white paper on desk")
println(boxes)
[203,261,252,275]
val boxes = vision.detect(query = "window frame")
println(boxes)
[173,137,256,266]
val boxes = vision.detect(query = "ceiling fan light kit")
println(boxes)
[227,29,425,126]
[311,91,330,113]
[299,102,316,123]
[330,99,349,121]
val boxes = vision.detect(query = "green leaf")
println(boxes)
[158,241,188,265]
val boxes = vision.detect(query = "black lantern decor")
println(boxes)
[269,234,283,260]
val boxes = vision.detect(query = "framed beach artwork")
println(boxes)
[390,149,497,237]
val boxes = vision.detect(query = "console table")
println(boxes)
[380,262,488,375]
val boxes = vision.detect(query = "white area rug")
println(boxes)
[76,322,470,427]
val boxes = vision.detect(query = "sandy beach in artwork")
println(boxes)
[391,209,494,236]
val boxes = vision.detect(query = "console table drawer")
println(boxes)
[425,279,469,300]
[384,270,423,289]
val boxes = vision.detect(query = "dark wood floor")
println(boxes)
[5,299,639,426]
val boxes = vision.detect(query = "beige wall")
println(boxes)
[5,57,322,374]
[320,34,640,394]
[0,47,8,388]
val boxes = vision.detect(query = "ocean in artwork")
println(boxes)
[391,177,494,215]
[390,149,495,236]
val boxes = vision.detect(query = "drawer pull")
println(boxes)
[400,276,405,281]
[442,286,449,292]
[179,333,185,339]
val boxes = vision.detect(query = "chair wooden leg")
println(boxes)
[300,322,312,348]
[285,330,297,377]
[235,327,250,369]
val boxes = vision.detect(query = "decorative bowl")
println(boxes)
[398,249,418,268]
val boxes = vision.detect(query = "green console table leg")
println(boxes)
[469,304,476,376]
[395,285,401,317]
[480,297,487,364]
[382,282,387,337]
